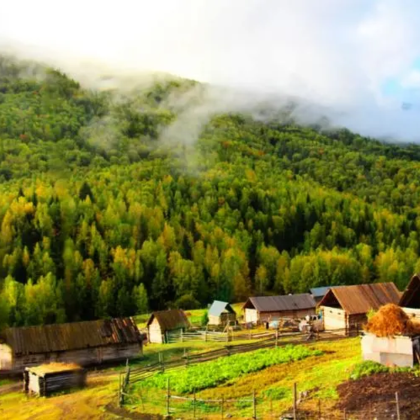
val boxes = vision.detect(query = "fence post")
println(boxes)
[166,378,170,417]
[221,396,224,419]
[293,382,297,420]
[205,330,207,342]
[396,392,401,420]
[193,389,196,419]
[275,330,279,348]
[343,408,347,420]
[253,389,257,420]
[181,329,183,343]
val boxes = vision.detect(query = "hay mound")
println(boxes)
[365,304,420,337]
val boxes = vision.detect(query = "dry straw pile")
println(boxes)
[364,304,420,337]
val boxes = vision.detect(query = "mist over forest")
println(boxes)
[1,55,420,327]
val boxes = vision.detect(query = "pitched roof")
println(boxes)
[310,285,347,298]
[146,309,190,331]
[400,273,420,308]
[208,301,236,317]
[1,318,141,355]
[319,282,401,315]
[243,294,316,312]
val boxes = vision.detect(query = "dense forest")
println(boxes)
[1,55,420,327]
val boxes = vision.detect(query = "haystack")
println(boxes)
[364,304,420,337]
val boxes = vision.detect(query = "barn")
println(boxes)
[319,283,401,335]
[0,318,142,372]
[243,294,316,324]
[147,309,190,344]
[208,301,236,326]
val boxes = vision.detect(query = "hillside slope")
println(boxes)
[1,55,420,326]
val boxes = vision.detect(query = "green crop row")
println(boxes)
[135,345,323,394]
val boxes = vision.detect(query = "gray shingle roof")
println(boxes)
[244,294,316,312]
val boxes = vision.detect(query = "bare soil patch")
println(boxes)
[336,372,420,419]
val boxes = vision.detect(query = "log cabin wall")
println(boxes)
[7,343,141,372]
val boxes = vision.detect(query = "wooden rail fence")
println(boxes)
[119,328,351,405]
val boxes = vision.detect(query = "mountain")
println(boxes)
[1,55,420,327]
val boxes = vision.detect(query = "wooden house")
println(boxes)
[24,363,86,396]
[243,294,316,324]
[208,301,236,326]
[147,309,190,344]
[0,318,142,372]
[400,273,420,318]
[319,283,401,335]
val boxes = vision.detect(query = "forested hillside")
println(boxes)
[1,56,420,327]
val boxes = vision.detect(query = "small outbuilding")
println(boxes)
[147,309,190,344]
[24,363,86,396]
[208,301,236,326]
[318,282,401,335]
[0,318,142,372]
[243,294,316,324]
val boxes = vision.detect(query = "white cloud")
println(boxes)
[1,0,420,140]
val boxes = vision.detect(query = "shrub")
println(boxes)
[201,310,209,326]
[350,361,389,380]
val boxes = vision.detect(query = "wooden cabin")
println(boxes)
[0,318,142,372]
[147,309,190,344]
[243,294,316,324]
[24,363,86,396]
[400,273,420,318]
[319,283,401,335]
[208,301,236,326]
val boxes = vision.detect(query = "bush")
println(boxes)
[350,361,389,380]
[201,310,209,326]
[175,294,200,310]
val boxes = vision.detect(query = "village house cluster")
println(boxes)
[2,275,420,392]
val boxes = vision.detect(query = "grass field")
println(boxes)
[0,336,360,419]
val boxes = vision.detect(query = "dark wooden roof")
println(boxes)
[146,309,190,331]
[319,283,401,315]
[400,273,420,308]
[1,318,141,355]
[243,294,316,312]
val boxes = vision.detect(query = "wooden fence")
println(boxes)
[119,328,350,405]
[166,329,279,344]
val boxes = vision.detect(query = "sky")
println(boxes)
[1,0,420,140]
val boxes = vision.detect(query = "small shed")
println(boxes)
[147,309,190,344]
[319,283,401,335]
[24,363,86,396]
[243,294,316,324]
[0,318,142,372]
[208,301,236,326]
